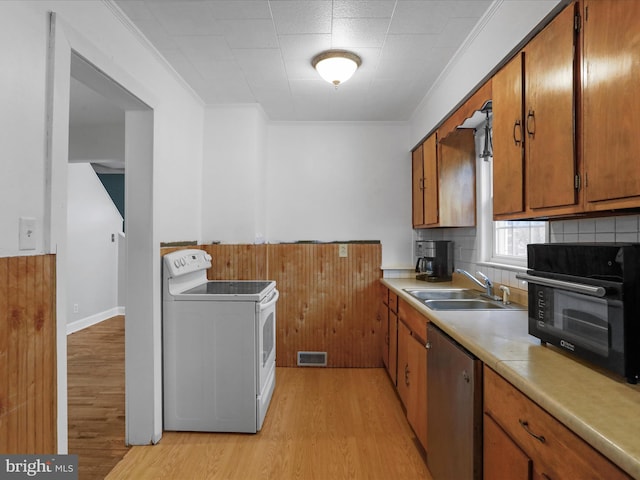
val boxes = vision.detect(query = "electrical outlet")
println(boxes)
[73,304,79,313]
[339,244,348,258]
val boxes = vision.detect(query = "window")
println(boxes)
[493,220,546,261]
[477,123,547,267]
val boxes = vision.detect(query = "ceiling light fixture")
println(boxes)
[311,50,362,87]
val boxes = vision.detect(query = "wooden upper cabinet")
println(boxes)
[582,0,640,207]
[412,135,438,228]
[412,144,425,227]
[525,3,578,211]
[438,129,476,227]
[492,52,525,217]
[422,134,439,226]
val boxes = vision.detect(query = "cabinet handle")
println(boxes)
[513,119,522,146]
[419,178,425,191]
[526,109,536,136]
[541,474,552,480]
[404,364,410,386]
[518,419,546,443]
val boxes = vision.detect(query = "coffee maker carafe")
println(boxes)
[415,240,453,282]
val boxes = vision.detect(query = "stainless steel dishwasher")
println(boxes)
[426,323,482,480]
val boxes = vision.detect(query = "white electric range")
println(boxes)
[162,249,279,433]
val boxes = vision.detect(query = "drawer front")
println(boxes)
[388,291,398,313]
[484,367,630,480]
[397,298,427,344]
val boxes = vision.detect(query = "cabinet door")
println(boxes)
[381,303,389,371]
[396,320,410,407]
[583,0,640,204]
[412,145,425,227]
[422,134,439,226]
[525,4,577,210]
[388,311,398,386]
[484,413,532,479]
[493,53,525,217]
[406,331,427,451]
[438,129,476,226]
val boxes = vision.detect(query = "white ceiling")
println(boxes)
[112,0,494,122]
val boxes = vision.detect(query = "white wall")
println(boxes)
[267,122,412,268]
[201,109,413,268]
[201,105,268,244]
[69,123,124,164]
[66,163,122,329]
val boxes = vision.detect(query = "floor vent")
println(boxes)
[297,351,327,367]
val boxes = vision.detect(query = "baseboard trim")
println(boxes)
[67,306,125,335]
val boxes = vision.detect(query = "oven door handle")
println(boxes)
[260,289,280,311]
[515,273,607,298]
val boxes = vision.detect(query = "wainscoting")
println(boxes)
[161,242,383,368]
[0,254,57,453]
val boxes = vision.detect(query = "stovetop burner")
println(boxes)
[182,281,273,296]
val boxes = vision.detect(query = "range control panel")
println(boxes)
[164,249,212,278]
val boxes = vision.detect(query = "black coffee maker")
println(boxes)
[415,240,453,282]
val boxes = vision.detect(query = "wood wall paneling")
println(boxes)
[0,255,57,454]
[161,243,382,368]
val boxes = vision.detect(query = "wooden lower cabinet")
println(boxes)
[484,413,532,479]
[484,366,631,480]
[381,286,398,386]
[397,301,428,452]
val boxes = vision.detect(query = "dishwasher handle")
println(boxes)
[260,289,280,311]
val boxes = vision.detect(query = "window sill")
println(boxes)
[477,260,528,273]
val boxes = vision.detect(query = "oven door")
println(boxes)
[518,273,625,374]
[256,288,279,430]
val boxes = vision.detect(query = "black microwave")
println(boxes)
[517,243,640,384]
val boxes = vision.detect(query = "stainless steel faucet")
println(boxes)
[456,269,498,299]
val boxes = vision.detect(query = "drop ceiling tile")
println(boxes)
[332,18,390,48]
[333,0,396,19]
[270,1,332,35]
[115,0,154,21]
[436,17,480,48]
[208,0,272,19]
[219,19,278,49]
[132,19,179,50]
[146,2,221,36]
[279,34,332,61]
[233,49,288,82]
[388,1,448,34]
[173,35,234,62]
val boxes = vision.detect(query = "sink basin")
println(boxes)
[424,299,526,311]
[424,299,504,310]
[404,288,478,301]
[404,288,526,311]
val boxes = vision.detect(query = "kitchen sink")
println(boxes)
[403,288,525,311]
[404,288,478,301]
[425,299,504,310]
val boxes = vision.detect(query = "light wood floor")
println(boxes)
[70,316,431,479]
[67,316,130,479]
[107,367,430,479]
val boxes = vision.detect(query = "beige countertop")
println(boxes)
[382,278,640,479]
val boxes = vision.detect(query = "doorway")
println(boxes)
[47,14,160,453]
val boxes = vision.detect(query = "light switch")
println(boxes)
[19,217,36,250]
[339,244,348,258]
